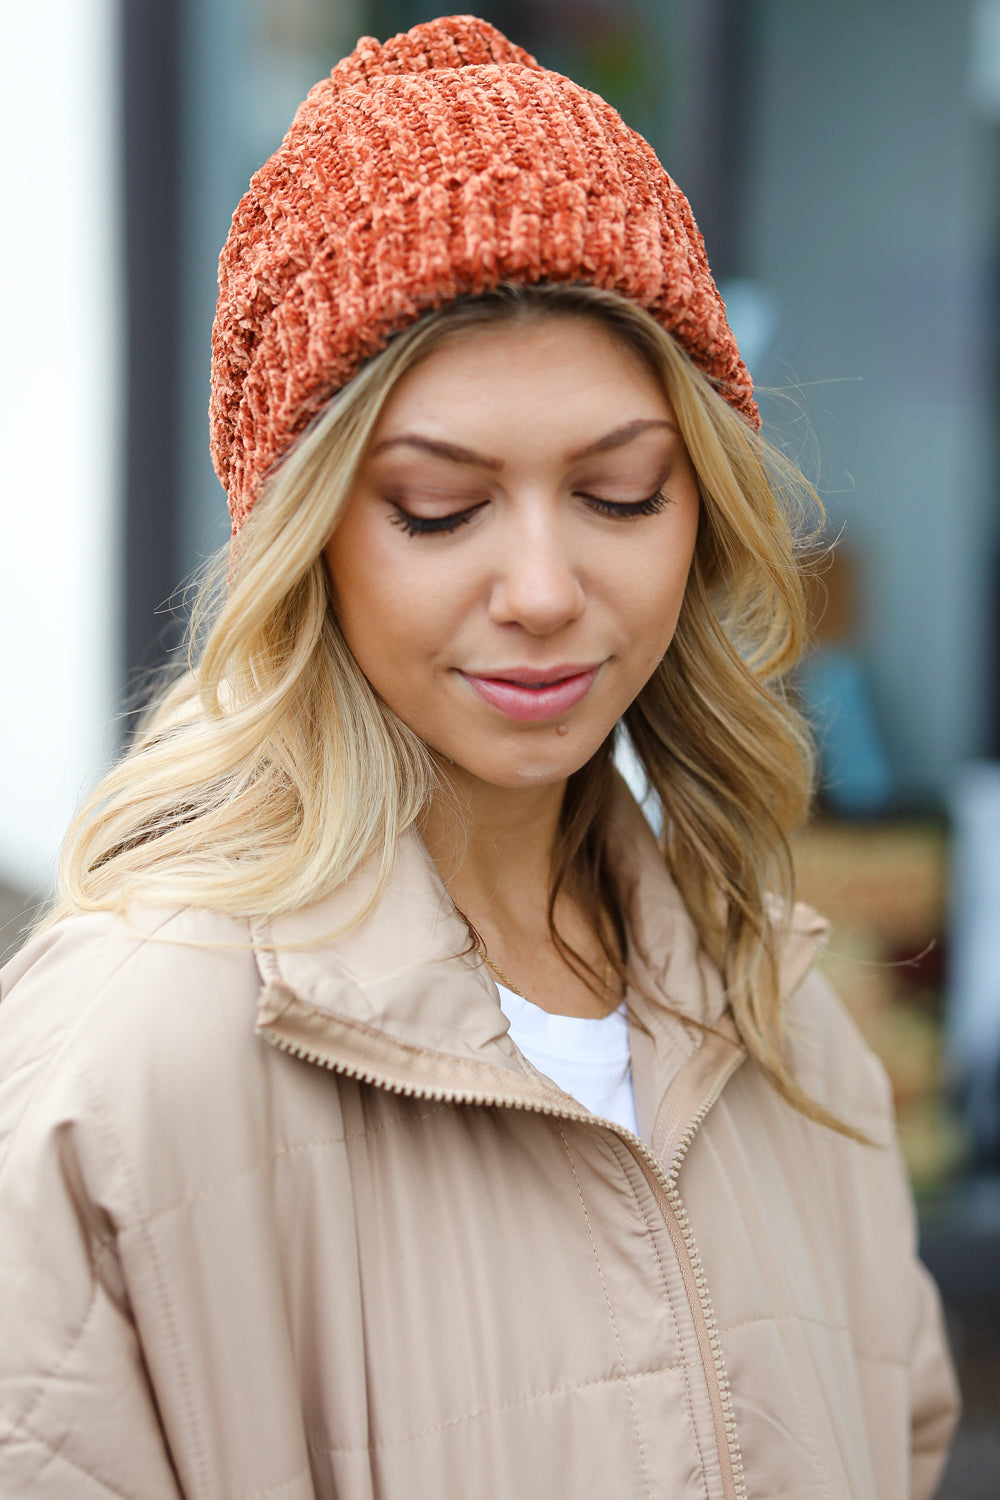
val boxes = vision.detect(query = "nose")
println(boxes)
[488,504,587,636]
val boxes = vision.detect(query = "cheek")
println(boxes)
[326,532,397,686]
[336,578,421,686]
[624,531,697,660]
[327,514,402,639]
[326,532,459,699]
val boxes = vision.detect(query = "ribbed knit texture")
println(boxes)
[210,14,758,532]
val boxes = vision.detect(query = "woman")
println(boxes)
[0,16,957,1500]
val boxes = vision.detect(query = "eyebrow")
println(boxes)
[369,435,503,470]
[369,418,677,471]
[566,418,677,462]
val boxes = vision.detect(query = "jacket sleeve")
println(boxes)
[873,1057,960,1499]
[0,960,184,1497]
[907,1251,960,1500]
[786,968,961,1499]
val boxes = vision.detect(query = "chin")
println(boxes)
[485,742,602,788]
[512,762,573,785]
[429,723,611,792]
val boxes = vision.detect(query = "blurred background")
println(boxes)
[1,0,998,1486]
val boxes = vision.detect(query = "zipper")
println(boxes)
[654,1085,749,1500]
[259,1012,747,1500]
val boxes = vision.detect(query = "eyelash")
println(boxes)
[580,489,668,520]
[389,504,487,537]
[388,489,669,537]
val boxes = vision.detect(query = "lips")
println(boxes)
[460,664,601,723]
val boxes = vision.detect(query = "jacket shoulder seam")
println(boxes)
[73,1054,211,1491]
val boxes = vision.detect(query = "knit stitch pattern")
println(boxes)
[210,14,758,531]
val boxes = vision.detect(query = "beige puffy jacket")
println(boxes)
[0,789,958,1499]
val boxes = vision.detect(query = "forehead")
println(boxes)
[369,314,672,446]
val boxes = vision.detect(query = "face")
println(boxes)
[324,315,700,795]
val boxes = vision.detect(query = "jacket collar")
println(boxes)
[251,779,828,1137]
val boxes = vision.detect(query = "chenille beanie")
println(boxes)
[210,13,757,533]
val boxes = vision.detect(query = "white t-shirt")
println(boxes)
[495,982,640,1137]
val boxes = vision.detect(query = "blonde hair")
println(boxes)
[53,284,847,1133]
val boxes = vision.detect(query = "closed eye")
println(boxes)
[388,501,489,537]
[578,489,669,519]
[387,488,669,536]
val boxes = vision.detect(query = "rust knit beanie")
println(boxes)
[210,13,758,533]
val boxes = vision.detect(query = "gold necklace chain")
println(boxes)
[478,943,617,1009]
[479,949,527,998]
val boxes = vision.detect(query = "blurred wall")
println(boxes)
[0,0,121,893]
[177,0,367,575]
[744,0,999,803]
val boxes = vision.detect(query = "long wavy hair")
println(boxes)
[52,283,845,1132]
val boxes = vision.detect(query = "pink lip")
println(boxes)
[460,664,601,723]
